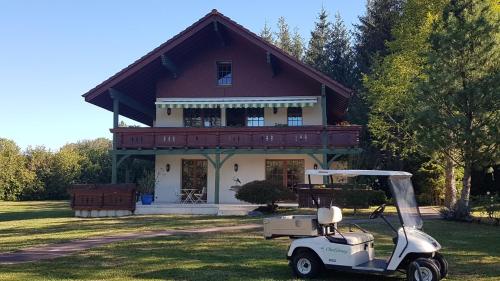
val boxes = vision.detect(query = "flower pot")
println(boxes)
[141,194,154,205]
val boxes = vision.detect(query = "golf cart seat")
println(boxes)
[336,232,374,245]
[318,207,374,245]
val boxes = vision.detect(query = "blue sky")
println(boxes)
[0,0,365,150]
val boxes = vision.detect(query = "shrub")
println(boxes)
[235,180,296,211]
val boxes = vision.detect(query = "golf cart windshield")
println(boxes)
[389,176,423,229]
[304,170,423,229]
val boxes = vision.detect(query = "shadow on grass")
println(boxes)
[0,201,73,222]
[0,209,73,222]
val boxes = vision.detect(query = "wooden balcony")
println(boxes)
[111,125,361,150]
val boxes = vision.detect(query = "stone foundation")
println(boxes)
[75,210,133,217]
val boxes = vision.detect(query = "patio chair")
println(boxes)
[193,186,206,203]
[175,190,185,204]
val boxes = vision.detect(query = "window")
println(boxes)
[247,108,264,127]
[184,108,221,127]
[183,109,202,127]
[217,62,232,85]
[203,108,221,127]
[287,107,303,126]
[265,160,305,188]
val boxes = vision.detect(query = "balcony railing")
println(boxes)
[111,125,361,150]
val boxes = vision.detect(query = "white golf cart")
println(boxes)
[263,170,448,281]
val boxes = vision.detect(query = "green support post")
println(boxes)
[111,92,119,184]
[321,84,328,184]
[214,152,221,204]
[111,154,117,184]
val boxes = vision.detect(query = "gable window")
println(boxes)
[287,107,303,126]
[184,108,221,127]
[247,108,264,127]
[217,62,232,86]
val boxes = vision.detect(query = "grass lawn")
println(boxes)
[0,201,499,280]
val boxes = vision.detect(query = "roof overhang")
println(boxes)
[155,96,318,109]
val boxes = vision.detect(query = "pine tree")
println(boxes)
[260,21,274,44]
[290,27,305,60]
[416,0,500,214]
[354,0,405,76]
[275,17,292,54]
[326,13,356,88]
[305,7,331,73]
[348,0,405,156]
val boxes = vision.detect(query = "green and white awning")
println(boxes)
[155,96,318,109]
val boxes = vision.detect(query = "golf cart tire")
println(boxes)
[291,249,322,279]
[407,258,441,281]
[433,252,448,278]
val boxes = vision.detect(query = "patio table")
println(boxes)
[181,189,198,204]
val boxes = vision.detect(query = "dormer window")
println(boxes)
[217,62,232,85]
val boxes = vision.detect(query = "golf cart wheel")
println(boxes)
[407,258,441,281]
[433,252,448,278]
[291,250,322,279]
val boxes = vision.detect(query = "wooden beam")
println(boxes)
[160,54,178,78]
[109,88,154,119]
[213,21,228,47]
[266,52,279,77]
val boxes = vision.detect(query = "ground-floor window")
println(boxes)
[265,159,304,188]
[181,159,207,202]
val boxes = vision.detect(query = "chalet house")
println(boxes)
[83,10,361,215]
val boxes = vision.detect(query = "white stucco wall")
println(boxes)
[302,98,323,125]
[155,108,183,127]
[264,107,286,126]
[154,97,323,127]
[154,154,324,204]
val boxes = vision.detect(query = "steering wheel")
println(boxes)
[369,204,386,219]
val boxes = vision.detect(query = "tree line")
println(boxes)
[261,0,499,216]
[0,138,151,200]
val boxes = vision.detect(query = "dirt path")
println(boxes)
[0,224,261,265]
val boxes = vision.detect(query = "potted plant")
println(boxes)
[137,170,156,205]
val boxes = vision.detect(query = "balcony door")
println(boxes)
[226,108,246,127]
[181,159,207,202]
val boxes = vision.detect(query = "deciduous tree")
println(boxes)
[0,138,34,200]
[416,0,500,215]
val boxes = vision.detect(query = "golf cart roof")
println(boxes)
[305,169,412,177]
